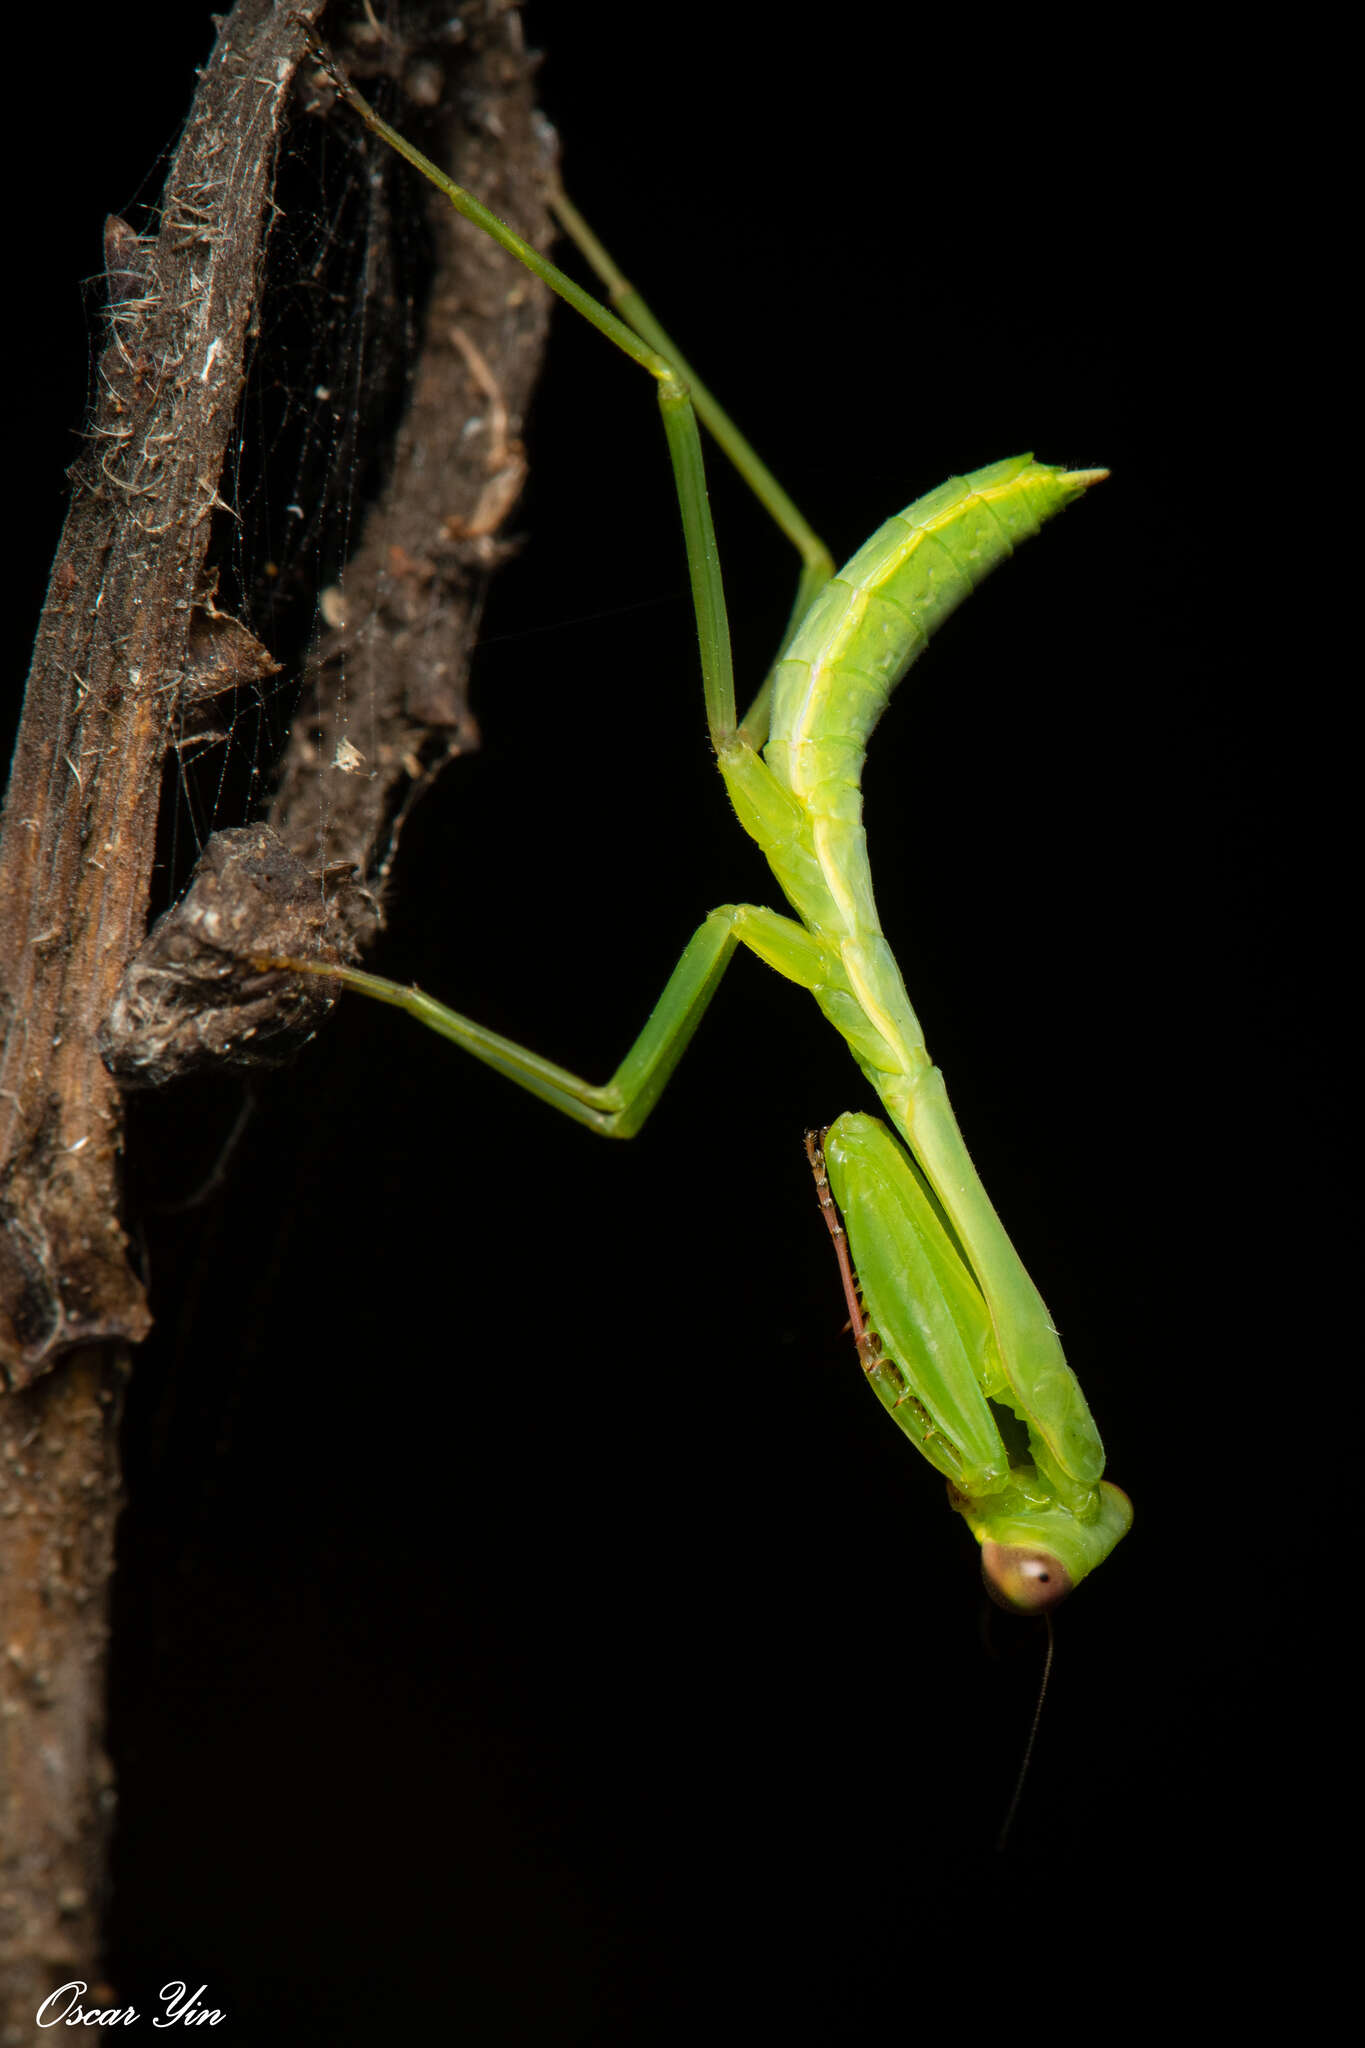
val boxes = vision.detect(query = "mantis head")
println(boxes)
[981,1543,1073,1613]
[956,1477,1133,1610]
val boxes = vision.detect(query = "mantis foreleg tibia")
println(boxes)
[280,38,1132,1608]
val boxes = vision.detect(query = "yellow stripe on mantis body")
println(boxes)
[765,456,1098,956]
[724,458,1100,1100]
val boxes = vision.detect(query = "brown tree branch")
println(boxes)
[0,0,329,1384]
[0,1,552,2019]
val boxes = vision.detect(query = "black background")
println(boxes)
[10,3,1333,2038]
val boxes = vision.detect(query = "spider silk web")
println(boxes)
[150,43,437,922]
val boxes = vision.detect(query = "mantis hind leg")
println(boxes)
[548,189,834,742]
[306,33,829,751]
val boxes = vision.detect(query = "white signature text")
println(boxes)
[36,1981,225,2028]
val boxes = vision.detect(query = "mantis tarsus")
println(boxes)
[283,33,1132,1610]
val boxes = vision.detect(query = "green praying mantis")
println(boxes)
[281,33,1132,1611]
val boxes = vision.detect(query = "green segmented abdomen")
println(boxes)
[763,456,1097,947]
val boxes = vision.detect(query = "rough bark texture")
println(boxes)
[102,10,557,1093]
[0,1,551,2025]
[0,1351,124,2034]
[0,0,337,1384]
[269,12,555,898]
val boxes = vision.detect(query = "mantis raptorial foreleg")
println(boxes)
[275,38,1131,1607]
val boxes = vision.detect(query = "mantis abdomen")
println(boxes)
[764,455,1101,954]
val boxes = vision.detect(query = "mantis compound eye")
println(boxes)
[981,1542,1073,1614]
